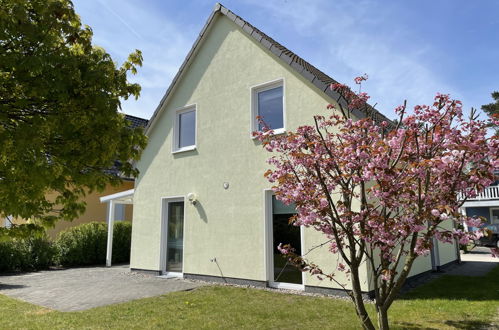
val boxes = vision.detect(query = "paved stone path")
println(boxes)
[448,246,499,276]
[0,265,203,312]
[401,246,498,293]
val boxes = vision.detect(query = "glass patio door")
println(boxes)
[166,201,184,273]
[271,196,302,286]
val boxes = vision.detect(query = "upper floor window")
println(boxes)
[173,106,196,153]
[251,79,285,134]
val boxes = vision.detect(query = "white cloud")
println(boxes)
[236,0,461,119]
[73,0,194,119]
[73,0,474,121]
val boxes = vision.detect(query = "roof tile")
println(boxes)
[250,30,263,42]
[242,23,253,35]
[125,114,148,129]
[270,45,283,57]
[260,37,272,49]
[226,11,237,21]
[234,16,245,27]
[300,69,315,82]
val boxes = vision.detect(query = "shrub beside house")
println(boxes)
[0,222,132,272]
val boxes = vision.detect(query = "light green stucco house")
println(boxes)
[129,3,459,295]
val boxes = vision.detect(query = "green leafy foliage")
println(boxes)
[54,222,107,266]
[0,235,56,272]
[481,91,499,134]
[111,221,132,263]
[0,0,147,237]
[55,221,131,266]
[0,221,132,271]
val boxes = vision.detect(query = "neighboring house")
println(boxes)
[460,169,499,245]
[3,114,148,238]
[126,3,458,295]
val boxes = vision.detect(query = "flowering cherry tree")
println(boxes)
[254,77,499,330]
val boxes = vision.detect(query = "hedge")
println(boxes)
[0,221,132,272]
[55,221,132,267]
[0,235,56,272]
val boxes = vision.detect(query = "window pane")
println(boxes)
[167,202,184,272]
[492,209,499,224]
[272,196,296,214]
[272,196,301,284]
[178,110,196,148]
[258,86,283,130]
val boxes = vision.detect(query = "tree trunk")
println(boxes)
[377,307,390,330]
[351,267,376,330]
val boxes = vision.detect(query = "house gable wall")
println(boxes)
[130,14,372,290]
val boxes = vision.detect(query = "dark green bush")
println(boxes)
[0,235,56,272]
[55,221,132,266]
[25,236,57,269]
[0,221,131,272]
[111,221,132,263]
[0,240,25,272]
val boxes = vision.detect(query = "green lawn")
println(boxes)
[0,266,498,329]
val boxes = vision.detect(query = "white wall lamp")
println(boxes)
[187,192,198,205]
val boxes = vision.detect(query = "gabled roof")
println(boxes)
[145,3,394,134]
[124,114,148,129]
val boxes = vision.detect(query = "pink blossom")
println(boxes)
[441,155,453,164]
[465,217,484,228]
[277,243,292,255]
[354,74,368,84]
[255,76,498,303]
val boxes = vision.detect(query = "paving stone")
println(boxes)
[0,247,495,311]
[451,246,499,276]
[0,265,203,312]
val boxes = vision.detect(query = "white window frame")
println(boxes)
[172,104,197,153]
[250,79,285,137]
[159,196,186,278]
[263,189,305,291]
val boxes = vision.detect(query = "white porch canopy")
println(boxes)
[100,189,134,267]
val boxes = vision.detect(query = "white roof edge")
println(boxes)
[100,189,135,203]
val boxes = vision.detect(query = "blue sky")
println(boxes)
[72,0,499,121]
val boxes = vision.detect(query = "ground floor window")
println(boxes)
[491,208,499,224]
